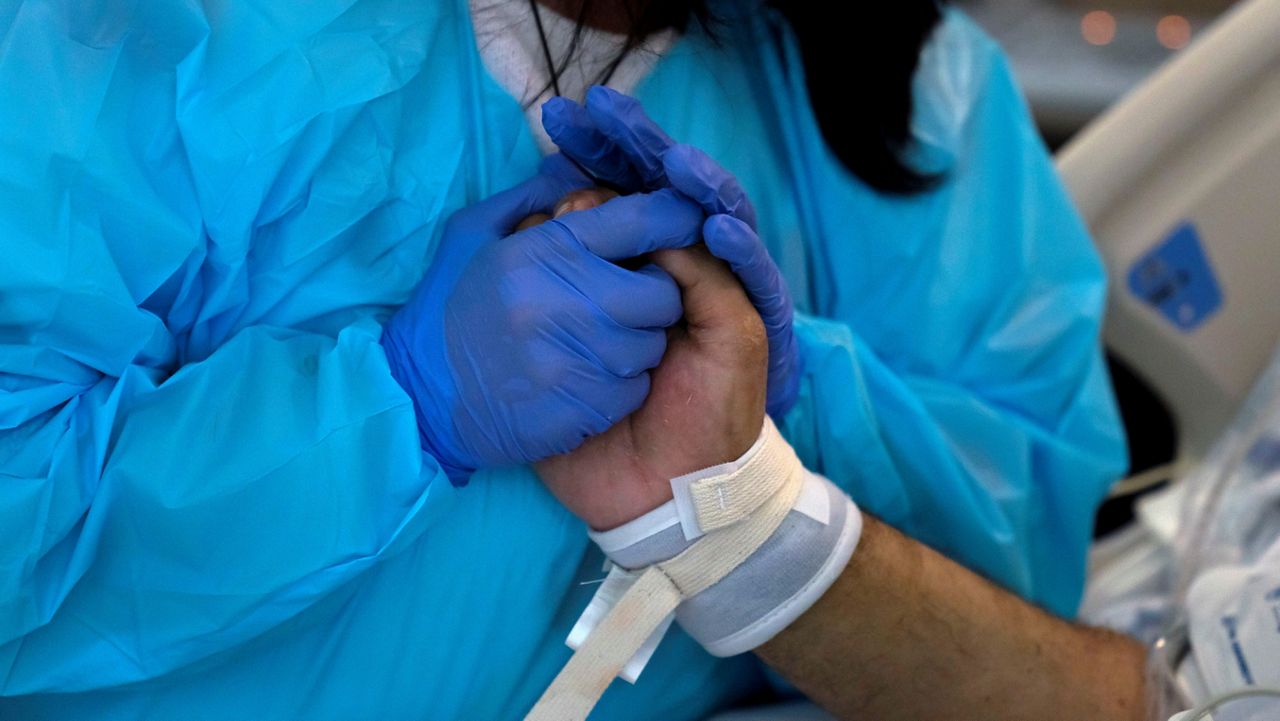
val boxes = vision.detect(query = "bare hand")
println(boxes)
[526,192,767,530]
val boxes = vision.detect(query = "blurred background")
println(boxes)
[958,0,1238,148]
[955,0,1246,534]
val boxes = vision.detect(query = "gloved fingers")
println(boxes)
[539,152,596,187]
[556,314,669,379]
[541,97,648,191]
[764,332,802,418]
[583,85,675,188]
[566,259,683,330]
[550,91,760,229]
[701,215,793,326]
[582,371,651,428]
[546,371,652,446]
[664,144,758,230]
[702,214,801,417]
[457,158,593,237]
[548,188,702,261]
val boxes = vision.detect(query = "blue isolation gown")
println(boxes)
[0,0,1126,718]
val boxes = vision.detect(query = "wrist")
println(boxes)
[570,414,763,531]
[576,418,862,658]
[534,418,859,719]
[578,473,675,532]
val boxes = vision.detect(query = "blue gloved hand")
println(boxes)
[381,155,703,483]
[542,87,800,417]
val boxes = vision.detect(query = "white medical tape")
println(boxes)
[590,500,682,554]
[525,418,803,721]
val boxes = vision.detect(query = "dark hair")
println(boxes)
[770,3,943,193]
[530,0,944,194]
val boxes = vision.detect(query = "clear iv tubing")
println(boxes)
[1180,687,1280,721]
[1146,620,1280,720]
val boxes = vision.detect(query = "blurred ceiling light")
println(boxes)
[1156,15,1193,50]
[1081,10,1117,46]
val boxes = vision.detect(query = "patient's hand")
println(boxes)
[522,191,767,530]
[514,187,622,231]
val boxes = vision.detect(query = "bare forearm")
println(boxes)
[756,516,1148,721]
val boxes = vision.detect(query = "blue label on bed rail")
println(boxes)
[1127,222,1222,332]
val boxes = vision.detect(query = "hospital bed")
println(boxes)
[714,4,1280,719]
[1061,1,1280,715]
[1056,0,1280,473]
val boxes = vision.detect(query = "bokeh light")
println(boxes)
[1156,15,1193,50]
[1081,10,1117,46]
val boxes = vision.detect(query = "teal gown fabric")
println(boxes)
[0,0,1126,718]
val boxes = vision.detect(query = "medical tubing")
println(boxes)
[1182,687,1280,721]
[1141,340,1280,720]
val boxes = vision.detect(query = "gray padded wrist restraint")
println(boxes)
[525,418,862,721]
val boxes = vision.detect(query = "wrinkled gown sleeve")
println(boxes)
[0,1,455,693]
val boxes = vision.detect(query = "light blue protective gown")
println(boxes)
[0,0,1126,718]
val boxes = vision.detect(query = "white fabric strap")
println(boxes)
[563,564,674,683]
[686,424,797,533]
[526,567,682,721]
[525,418,802,721]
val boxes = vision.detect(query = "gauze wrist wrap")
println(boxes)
[526,418,861,721]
